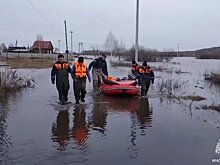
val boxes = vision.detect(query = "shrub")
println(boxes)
[2,70,35,91]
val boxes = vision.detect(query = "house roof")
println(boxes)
[32,41,53,49]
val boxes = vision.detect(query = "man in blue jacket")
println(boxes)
[88,54,108,90]
[51,54,71,104]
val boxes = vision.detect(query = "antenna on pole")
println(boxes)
[64,20,69,62]
[135,0,139,62]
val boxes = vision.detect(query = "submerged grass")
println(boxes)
[201,105,220,112]
[110,61,131,67]
[180,95,206,101]
[1,70,35,92]
[204,70,220,85]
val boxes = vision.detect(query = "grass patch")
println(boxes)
[110,61,131,67]
[5,58,54,69]
[180,95,206,101]
[204,71,220,85]
[152,66,167,72]
[1,70,35,91]
[201,105,220,112]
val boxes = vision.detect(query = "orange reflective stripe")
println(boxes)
[55,63,69,69]
[139,67,151,74]
[132,65,139,71]
[63,63,69,68]
[146,68,152,73]
[139,68,145,73]
[75,62,87,78]
[55,63,62,69]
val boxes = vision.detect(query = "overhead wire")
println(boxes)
[74,0,123,32]
[26,0,52,26]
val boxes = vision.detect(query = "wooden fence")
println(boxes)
[0,61,6,87]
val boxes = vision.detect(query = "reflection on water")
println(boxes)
[136,98,153,130]
[51,110,70,151]
[72,106,89,150]
[129,98,153,159]
[51,94,153,156]
[0,92,15,163]
[88,95,107,134]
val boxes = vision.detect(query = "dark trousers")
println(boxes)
[73,78,87,102]
[140,80,151,96]
[56,80,70,103]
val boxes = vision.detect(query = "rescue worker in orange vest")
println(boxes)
[51,54,71,104]
[138,61,154,97]
[128,60,141,80]
[131,60,140,76]
[71,57,91,104]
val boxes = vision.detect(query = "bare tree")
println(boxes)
[104,31,126,52]
[104,31,116,51]
[8,43,14,47]
[36,34,43,41]
[0,43,7,51]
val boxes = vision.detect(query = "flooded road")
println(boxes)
[0,57,220,165]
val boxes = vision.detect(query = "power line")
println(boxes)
[26,0,52,26]
[75,0,122,32]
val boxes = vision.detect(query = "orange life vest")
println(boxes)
[139,67,152,74]
[132,64,140,71]
[74,62,87,78]
[54,63,69,69]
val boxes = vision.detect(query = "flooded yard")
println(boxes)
[0,57,220,165]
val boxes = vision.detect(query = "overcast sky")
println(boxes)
[1,0,220,52]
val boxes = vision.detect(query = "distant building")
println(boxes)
[31,41,54,54]
[8,46,29,53]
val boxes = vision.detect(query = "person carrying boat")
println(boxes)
[138,61,154,97]
[131,60,140,76]
[51,54,71,105]
[88,54,108,90]
[71,57,91,104]
[128,60,141,80]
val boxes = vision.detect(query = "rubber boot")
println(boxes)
[141,89,146,97]
[81,91,86,102]
[75,100,80,104]
[93,80,99,91]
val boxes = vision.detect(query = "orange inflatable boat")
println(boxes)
[100,76,140,96]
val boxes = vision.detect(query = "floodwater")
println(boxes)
[0,57,220,165]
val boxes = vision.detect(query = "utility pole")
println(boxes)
[78,42,81,55]
[177,43,180,57]
[70,31,73,53]
[64,20,69,62]
[58,40,61,53]
[135,0,139,62]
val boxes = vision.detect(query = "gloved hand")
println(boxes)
[51,78,55,84]
[151,79,154,84]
